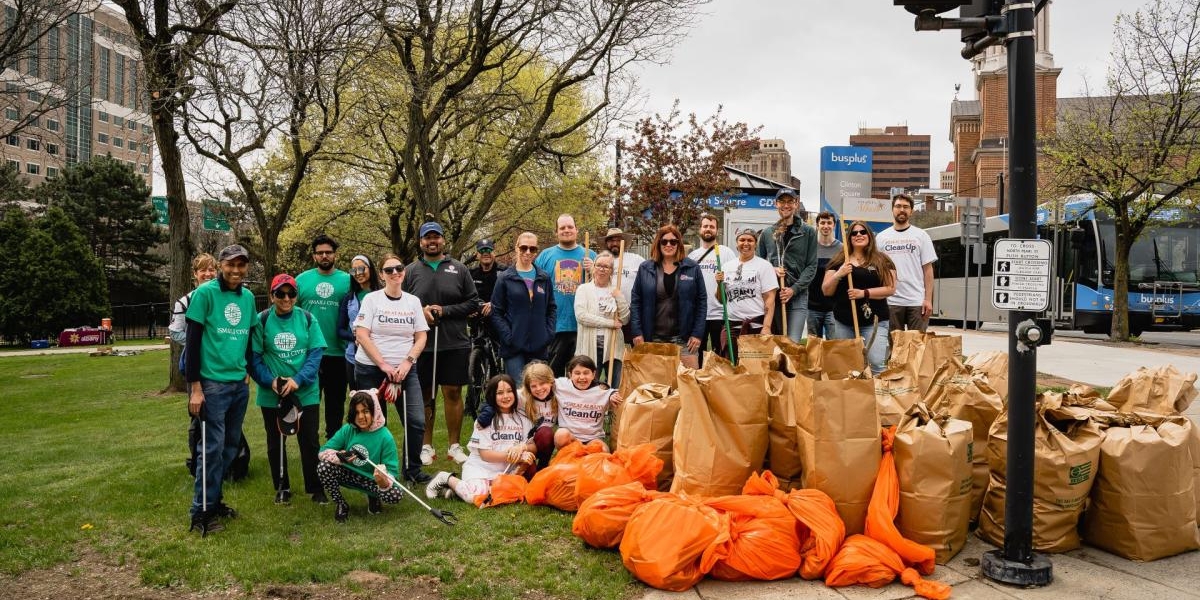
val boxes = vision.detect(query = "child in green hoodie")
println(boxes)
[317,390,403,523]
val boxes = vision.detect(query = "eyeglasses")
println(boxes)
[850,230,869,237]
[594,264,613,270]
[381,265,404,275]
[776,198,798,205]
[659,238,679,246]
[313,250,335,256]
[518,245,538,254]
[350,266,368,275]
[273,289,297,299]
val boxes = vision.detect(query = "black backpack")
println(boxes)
[186,416,251,482]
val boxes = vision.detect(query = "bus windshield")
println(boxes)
[1098,219,1200,287]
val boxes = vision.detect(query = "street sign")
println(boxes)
[991,239,1051,311]
[202,200,231,231]
[151,195,168,226]
[820,146,889,221]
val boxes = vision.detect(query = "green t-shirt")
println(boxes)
[185,278,258,382]
[296,268,351,356]
[253,308,327,408]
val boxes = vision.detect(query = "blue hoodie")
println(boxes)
[489,265,557,358]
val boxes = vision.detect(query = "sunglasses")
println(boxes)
[850,230,869,237]
[518,245,538,254]
[350,266,368,275]
[382,265,404,275]
[659,238,680,246]
[313,250,335,256]
[273,289,297,299]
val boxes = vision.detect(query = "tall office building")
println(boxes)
[727,138,795,188]
[1,2,154,187]
[940,161,955,190]
[848,125,931,198]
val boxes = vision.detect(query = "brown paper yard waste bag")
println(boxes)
[736,334,783,374]
[807,337,866,380]
[889,331,963,396]
[616,383,681,491]
[893,403,974,564]
[764,354,810,491]
[924,356,1003,521]
[977,392,1103,552]
[614,343,681,447]
[875,368,922,427]
[1082,413,1199,561]
[670,353,769,497]
[799,372,881,534]
[965,350,1009,403]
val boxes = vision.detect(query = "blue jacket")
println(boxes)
[630,259,707,341]
[490,266,556,358]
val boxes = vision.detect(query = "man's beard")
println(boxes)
[317,259,334,270]
[700,231,716,243]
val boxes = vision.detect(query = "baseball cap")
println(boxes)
[218,244,249,262]
[419,222,445,238]
[270,273,298,292]
[774,188,799,201]
[476,239,495,252]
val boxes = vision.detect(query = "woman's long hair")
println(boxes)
[649,224,683,263]
[485,374,520,428]
[826,221,896,287]
[350,255,381,294]
[521,362,557,425]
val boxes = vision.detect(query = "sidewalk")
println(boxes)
[0,343,168,357]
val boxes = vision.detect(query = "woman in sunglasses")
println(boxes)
[630,224,708,369]
[490,232,557,383]
[337,255,381,387]
[249,274,328,504]
[821,222,897,375]
[353,253,431,484]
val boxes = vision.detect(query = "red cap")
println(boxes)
[270,274,298,292]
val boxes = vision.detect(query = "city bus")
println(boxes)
[924,194,1200,335]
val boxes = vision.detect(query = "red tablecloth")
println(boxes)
[58,327,111,347]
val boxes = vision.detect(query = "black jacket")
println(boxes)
[402,257,480,352]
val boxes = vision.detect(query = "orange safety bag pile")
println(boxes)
[474,473,527,508]
[573,481,666,548]
[743,471,846,580]
[525,462,582,511]
[705,474,802,581]
[619,494,731,591]
[575,444,663,505]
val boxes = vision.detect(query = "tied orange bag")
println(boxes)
[573,481,665,549]
[619,495,731,592]
[825,535,951,600]
[575,453,635,505]
[474,474,527,508]
[613,443,663,489]
[743,471,845,580]
[525,462,581,511]
[550,439,607,466]
[705,479,802,581]
[864,427,936,575]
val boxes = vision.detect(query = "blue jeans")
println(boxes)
[503,351,546,385]
[785,291,809,342]
[191,379,249,517]
[807,309,837,340]
[831,318,891,376]
[355,362,425,477]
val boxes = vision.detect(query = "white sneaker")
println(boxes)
[447,444,469,464]
[420,444,435,466]
[425,471,452,499]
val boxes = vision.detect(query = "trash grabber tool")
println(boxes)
[347,448,458,525]
[715,243,735,363]
[607,239,626,386]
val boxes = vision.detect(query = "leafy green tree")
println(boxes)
[0,164,35,208]
[39,156,167,304]
[0,207,108,341]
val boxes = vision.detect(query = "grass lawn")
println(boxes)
[0,350,639,599]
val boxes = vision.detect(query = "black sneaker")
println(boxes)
[334,502,349,523]
[367,496,383,515]
[214,502,237,519]
[311,490,329,505]
[189,511,224,537]
[275,490,292,505]
[405,470,432,484]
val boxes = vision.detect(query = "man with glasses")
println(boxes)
[756,189,818,342]
[535,214,596,376]
[296,234,351,441]
[403,221,481,466]
[876,193,937,331]
[688,213,737,360]
[491,232,556,382]
[470,239,499,321]
[807,212,843,339]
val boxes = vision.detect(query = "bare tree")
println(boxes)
[113,0,240,392]
[1043,0,1200,340]
[0,0,92,144]
[182,0,377,277]
[364,0,708,259]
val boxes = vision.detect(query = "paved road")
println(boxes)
[967,321,1200,350]
[0,344,168,357]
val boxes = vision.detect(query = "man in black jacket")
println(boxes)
[403,221,481,466]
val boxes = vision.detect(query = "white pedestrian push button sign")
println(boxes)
[991,239,1051,312]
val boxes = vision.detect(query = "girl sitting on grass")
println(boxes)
[554,355,622,451]
[474,362,558,469]
[316,390,402,523]
[425,375,536,502]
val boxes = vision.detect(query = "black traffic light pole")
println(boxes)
[896,0,1052,587]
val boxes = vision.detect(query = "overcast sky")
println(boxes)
[630,0,1130,199]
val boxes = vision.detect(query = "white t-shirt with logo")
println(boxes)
[462,411,534,481]
[353,290,430,365]
[615,252,644,305]
[556,378,613,443]
[518,389,557,429]
[721,256,780,322]
[688,244,739,320]
[875,225,937,307]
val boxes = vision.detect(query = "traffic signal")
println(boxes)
[892,1,971,16]
[959,0,1005,43]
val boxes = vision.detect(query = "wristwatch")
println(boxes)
[406,355,417,364]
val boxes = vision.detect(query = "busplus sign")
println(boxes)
[820,146,888,222]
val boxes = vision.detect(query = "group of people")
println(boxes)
[174,195,936,532]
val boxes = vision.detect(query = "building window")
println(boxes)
[46,119,59,132]
[113,115,124,127]
[47,143,58,155]
[98,111,109,122]
[46,166,58,179]
[27,90,41,102]
[113,137,123,148]
[141,143,149,154]
[5,135,17,146]
[97,46,110,101]
[26,139,38,151]
[142,124,152,135]
[26,163,39,175]
[4,107,17,120]
[114,54,126,106]
[128,120,137,130]
[97,133,109,144]
[4,82,18,93]
[140,164,149,174]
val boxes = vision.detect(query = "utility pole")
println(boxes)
[894,0,1052,587]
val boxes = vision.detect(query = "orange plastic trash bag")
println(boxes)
[550,439,607,466]
[473,474,527,508]
[525,462,581,511]
[864,427,936,575]
[573,481,665,548]
[619,494,731,591]
[575,453,635,505]
[614,443,663,489]
[825,535,951,600]
[704,492,801,581]
[744,472,846,580]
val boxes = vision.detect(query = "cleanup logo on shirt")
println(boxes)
[224,303,243,326]
[316,282,335,298]
[273,332,298,352]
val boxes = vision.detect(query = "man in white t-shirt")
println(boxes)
[604,228,643,304]
[875,193,937,332]
[687,213,737,360]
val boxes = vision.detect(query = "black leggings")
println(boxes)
[316,460,405,505]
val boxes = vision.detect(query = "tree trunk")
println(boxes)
[156,111,193,393]
[1110,224,1131,341]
